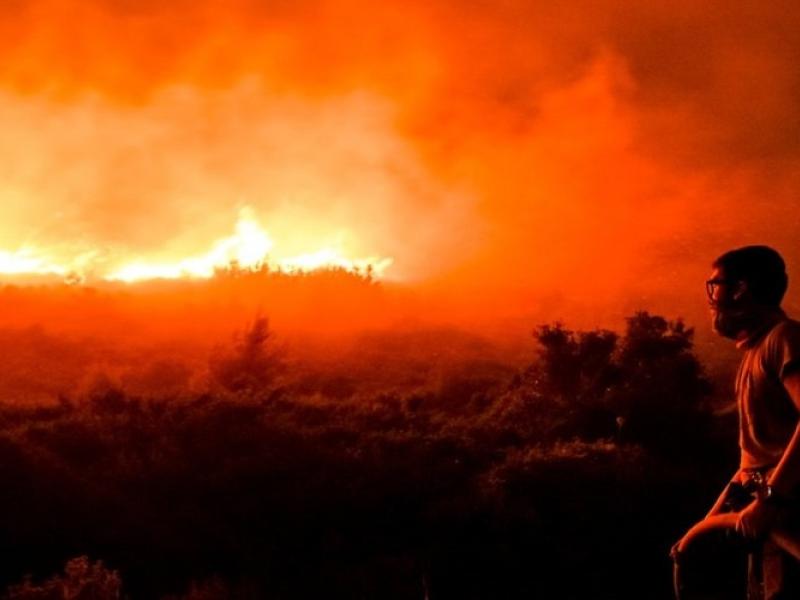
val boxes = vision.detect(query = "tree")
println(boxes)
[209,316,285,394]
[612,311,712,454]
[527,312,712,452]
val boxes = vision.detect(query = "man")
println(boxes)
[674,245,800,599]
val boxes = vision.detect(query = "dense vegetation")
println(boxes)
[0,312,736,599]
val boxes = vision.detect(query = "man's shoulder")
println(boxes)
[766,317,800,343]
[759,317,800,375]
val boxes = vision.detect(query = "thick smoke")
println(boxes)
[0,0,798,322]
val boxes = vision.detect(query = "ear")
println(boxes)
[732,280,748,301]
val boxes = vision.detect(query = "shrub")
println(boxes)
[5,556,121,600]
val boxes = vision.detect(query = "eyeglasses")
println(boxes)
[705,278,736,300]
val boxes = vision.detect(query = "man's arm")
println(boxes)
[766,371,800,497]
[705,472,740,518]
[736,371,800,539]
[671,470,740,557]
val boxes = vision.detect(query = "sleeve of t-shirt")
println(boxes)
[772,321,800,381]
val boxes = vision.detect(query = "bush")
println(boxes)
[5,556,121,600]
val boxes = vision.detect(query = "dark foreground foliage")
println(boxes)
[0,312,735,599]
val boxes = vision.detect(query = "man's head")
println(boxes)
[708,245,788,339]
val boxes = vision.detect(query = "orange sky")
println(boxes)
[1,0,799,326]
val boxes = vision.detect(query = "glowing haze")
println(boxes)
[1,0,799,321]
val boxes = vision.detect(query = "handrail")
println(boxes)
[673,512,800,599]
[675,513,800,561]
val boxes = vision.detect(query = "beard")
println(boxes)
[711,307,751,340]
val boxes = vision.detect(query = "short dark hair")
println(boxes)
[713,245,788,307]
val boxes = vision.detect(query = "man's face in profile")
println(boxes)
[708,267,746,340]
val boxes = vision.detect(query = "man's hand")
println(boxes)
[735,498,778,539]
[670,536,685,559]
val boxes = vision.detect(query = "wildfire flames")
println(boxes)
[0,208,393,284]
[0,249,68,278]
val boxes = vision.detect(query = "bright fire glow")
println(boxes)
[0,249,67,277]
[0,208,393,283]
[277,248,392,275]
[107,208,277,282]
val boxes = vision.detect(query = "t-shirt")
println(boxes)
[736,314,800,469]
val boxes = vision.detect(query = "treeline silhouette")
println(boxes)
[0,312,735,599]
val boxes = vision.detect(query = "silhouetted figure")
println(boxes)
[673,246,800,599]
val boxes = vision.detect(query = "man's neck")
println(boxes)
[735,306,787,348]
